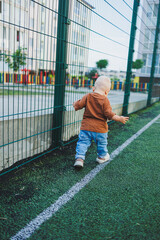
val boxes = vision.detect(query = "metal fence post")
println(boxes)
[122,0,140,115]
[52,0,70,146]
[147,2,160,106]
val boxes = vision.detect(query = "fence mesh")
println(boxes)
[0,0,160,175]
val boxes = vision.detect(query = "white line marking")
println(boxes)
[11,114,160,240]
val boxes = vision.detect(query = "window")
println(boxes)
[147,12,152,19]
[30,18,34,28]
[24,0,28,8]
[73,31,78,44]
[15,10,20,24]
[150,29,155,42]
[42,6,44,12]
[75,1,80,15]
[83,5,87,16]
[41,23,44,32]
[81,26,85,33]
[3,27,6,39]
[155,54,159,66]
[82,19,86,26]
[81,34,86,44]
[155,67,158,74]
[41,41,44,51]
[79,62,84,71]
[147,67,151,74]
[80,48,84,56]
[31,0,35,7]
[29,59,33,66]
[54,26,57,34]
[144,43,148,50]
[153,4,158,17]
[147,54,152,66]
[40,62,43,68]
[74,47,77,55]
[149,43,154,51]
[20,32,24,44]
[142,54,147,66]
[29,38,33,47]
[158,30,160,42]
[16,0,21,5]
[144,29,149,43]
[141,67,146,74]
[17,31,19,41]
[0,1,2,13]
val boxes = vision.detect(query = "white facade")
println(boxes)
[137,0,160,77]
[68,0,93,76]
[0,0,58,72]
[0,0,92,75]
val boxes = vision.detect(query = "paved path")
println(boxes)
[0,86,148,120]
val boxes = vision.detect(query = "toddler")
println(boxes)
[73,76,129,168]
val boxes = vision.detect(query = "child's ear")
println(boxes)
[105,90,109,96]
[92,87,95,92]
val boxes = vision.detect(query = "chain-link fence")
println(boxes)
[0,0,160,175]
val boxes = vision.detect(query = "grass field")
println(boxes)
[0,101,160,239]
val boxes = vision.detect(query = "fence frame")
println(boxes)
[52,0,70,147]
[122,0,140,115]
[147,0,160,106]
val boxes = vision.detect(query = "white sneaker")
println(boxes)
[74,159,84,168]
[96,153,110,164]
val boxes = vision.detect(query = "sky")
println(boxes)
[86,0,143,71]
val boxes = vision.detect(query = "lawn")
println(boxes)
[0,101,160,239]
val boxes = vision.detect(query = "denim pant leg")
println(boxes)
[75,130,92,160]
[95,132,108,158]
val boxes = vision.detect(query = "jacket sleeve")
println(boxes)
[103,98,116,120]
[74,94,88,111]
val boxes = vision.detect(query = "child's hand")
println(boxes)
[119,116,129,124]
[112,115,129,124]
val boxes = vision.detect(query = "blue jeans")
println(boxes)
[75,130,108,160]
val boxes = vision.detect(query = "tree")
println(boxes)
[132,59,144,69]
[4,48,27,72]
[88,68,98,79]
[96,59,108,70]
[111,76,119,81]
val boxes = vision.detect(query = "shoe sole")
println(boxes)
[74,164,83,169]
[96,157,110,164]
[74,161,84,168]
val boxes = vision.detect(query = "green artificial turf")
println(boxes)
[0,102,160,239]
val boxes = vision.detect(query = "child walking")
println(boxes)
[73,76,129,168]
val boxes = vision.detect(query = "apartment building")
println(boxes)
[0,0,93,76]
[137,0,160,80]
[68,0,93,76]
